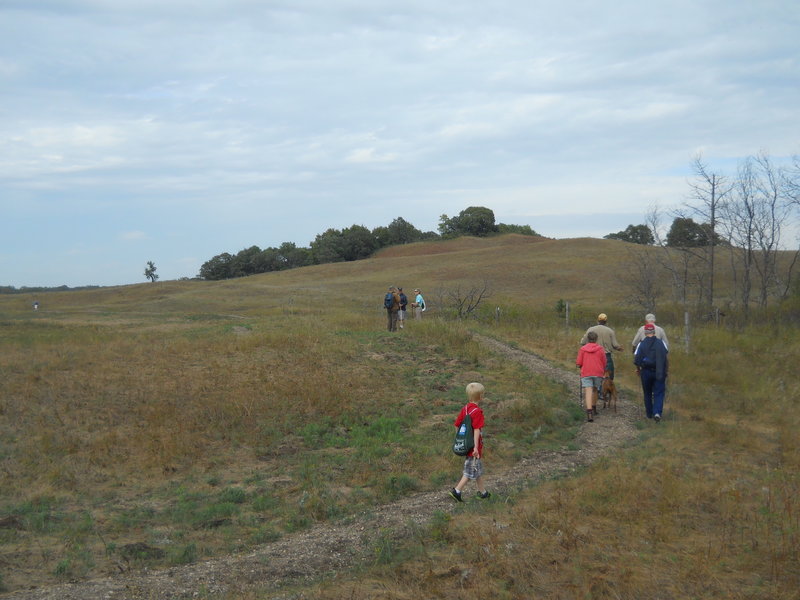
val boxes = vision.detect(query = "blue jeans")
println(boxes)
[640,369,666,418]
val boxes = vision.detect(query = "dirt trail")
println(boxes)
[6,336,642,600]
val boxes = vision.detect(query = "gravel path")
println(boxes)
[6,335,642,600]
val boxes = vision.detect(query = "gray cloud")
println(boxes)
[1,0,798,286]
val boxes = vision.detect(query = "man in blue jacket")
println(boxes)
[634,323,669,422]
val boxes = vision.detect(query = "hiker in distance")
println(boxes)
[450,382,490,502]
[580,312,623,380]
[630,313,669,352]
[397,287,408,329]
[383,286,401,332]
[412,288,426,320]
[576,331,607,422]
[634,323,669,422]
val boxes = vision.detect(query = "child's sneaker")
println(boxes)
[449,488,463,502]
[476,491,491,499]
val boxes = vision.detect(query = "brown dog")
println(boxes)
[601,370,618,412]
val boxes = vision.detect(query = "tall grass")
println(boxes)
[302,311,800,600]
[0,295,575,591]
[3,235,799,596]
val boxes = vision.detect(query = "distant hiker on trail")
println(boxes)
[580,313,623,380]
[450,382,491,502]
[383,286,401,332]
[397,287,408,329]
[577,331,607,422]
[412,288,426,320]
[631,313,669,352]
[634,323,669,422]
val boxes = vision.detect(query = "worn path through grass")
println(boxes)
[7,335,644,600]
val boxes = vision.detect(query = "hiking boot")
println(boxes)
[586,410,594,423]
[449,488,463,502]
[477,491,491,500]
[654,414,661,423]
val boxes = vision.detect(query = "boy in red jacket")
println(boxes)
[449,382,490,502]
[576,331,607,422]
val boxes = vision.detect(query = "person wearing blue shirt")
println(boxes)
[412,289,426,320]
[634,323,669,422]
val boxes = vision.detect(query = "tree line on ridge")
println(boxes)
[197,206,539,281]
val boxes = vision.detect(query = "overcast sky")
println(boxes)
[1,1,798,287]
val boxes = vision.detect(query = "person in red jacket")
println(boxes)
[576,331,607,422]
[449,382,490,502]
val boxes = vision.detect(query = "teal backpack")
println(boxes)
[452,405,477,456]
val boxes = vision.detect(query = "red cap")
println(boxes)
[644,323,655,331]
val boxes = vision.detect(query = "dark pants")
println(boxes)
[605,352,615,379]
[386,309,398,332]
[640,369,666,418]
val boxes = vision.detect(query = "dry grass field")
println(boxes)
[1,234,799,598]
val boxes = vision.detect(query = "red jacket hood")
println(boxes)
[581,343,605,354]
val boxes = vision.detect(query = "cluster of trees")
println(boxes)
[199,207,540,281]
[198,218,432,280]
[605,217,726,247]
[438,206,539,238]
[619,152,800,318]
[604,224,654,245]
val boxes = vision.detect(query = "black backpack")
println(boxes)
[383,292,394,309]
[452,406,477,456]
[634,338,657,369]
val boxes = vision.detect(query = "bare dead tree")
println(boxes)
[782,155,800,297]
[786,154,800,201]
[649,153,799,321]
[646,206,694,307]
[435,281,492,320]
[718,152,798,316]
[622,245,663,312]
[720,159,755,316]
[750,152,798,305]
[680,154,732,310]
